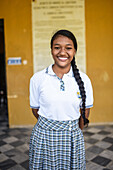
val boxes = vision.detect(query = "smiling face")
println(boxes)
[51,35,76,69]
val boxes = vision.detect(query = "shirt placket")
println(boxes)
[57,76,65,91]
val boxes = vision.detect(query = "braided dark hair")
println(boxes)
[51,29,89,125]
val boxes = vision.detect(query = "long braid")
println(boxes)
[71,57,89,125]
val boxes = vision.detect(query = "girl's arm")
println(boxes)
[32,109,39,119]
[79,108,90,130]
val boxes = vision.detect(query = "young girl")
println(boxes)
[29,30,93,169]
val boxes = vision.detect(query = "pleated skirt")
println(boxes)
[29,115,86,170]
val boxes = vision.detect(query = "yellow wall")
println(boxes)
[0,0,113,126]
[85,0,113,123]
[0,0,36,127]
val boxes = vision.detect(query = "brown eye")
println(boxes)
[54,47,60,49]
[66,47,72,50]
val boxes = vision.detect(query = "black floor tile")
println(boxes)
[87,145,104,154]
[107,144,113,151]
[94,125,106,129]
[14,133,28,139]
[20,136,30,144]
[21,160,29,169]
[98,130,111,135]
[0,140,6,146]
[86,138,98,144]
[83,131,94,136]
[102,137,113,143]
[0,159,17,170]
[16,128,30,132]
[0,134,10,140]
[91,156,111,166]
[25,150,29,155]
[10,140,24,147]
[110,125,113,128]
[4,148,22,157]
[3,128,14,133]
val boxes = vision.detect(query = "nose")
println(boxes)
[60,48,66,55]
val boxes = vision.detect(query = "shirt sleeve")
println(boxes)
[29,77,40,109]
[85,76,94,108]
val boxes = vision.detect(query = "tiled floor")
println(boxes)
[0,121,113,170]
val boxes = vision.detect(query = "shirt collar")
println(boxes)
[46,64,74,77]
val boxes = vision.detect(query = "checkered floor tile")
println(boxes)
[0,121,113,170]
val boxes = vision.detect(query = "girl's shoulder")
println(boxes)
[79,71,91,84]
[30,68,46,83]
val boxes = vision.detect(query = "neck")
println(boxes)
[52,64,71,79]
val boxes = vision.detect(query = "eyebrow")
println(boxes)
[54,43,72,46]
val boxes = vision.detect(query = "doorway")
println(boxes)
[0,19,8,127]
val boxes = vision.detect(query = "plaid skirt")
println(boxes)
[29,115,86,170]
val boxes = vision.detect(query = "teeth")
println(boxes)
[58,57,68,60]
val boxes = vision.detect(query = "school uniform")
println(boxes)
[29,64,93,170]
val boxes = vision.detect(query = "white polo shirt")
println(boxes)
[30,64,93,121]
